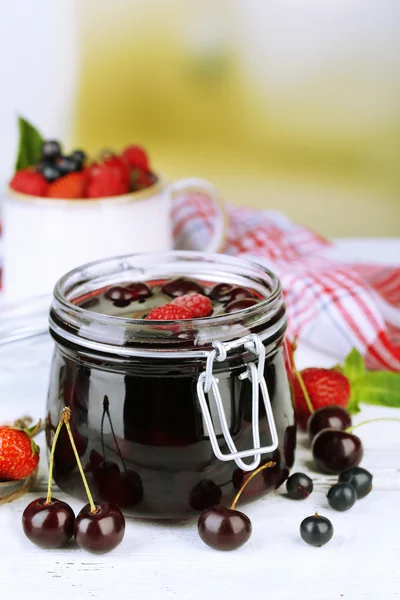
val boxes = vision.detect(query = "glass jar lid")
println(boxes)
[49,251,286,358]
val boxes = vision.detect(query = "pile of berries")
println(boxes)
[10,140,155,199]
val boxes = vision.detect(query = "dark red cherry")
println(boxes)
[22,497,75,549]
[307,406,352,442]
[104,286,133,307]
[197,505,252,551]
[190,480,222,511]
[209,283,235,302]
[74,501,125,554]
[162,277,204,298]
[283,425,297,468]
[225,298,259,313]
[229,286,255,302]
[312,429,363,474]
[92,462,143,507]
[125,282,152,301]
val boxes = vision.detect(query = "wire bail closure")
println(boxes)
[196,333,279,472]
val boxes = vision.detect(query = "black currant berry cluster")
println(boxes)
[37,140,86,182]
[22,407,125,554]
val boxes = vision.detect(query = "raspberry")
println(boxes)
[122,145,149,172]
[103,155,131,186]
[86,164,129,198]
[10,169,48,197]
[171,293,213,318]
[145,304,192,321]
[46,172,87,199]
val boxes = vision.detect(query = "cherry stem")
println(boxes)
[346,417,400,433]
[294,365,314,414]
[45,417,65,505]
[230,461,275,510]
[104,395,127,472]
[63,408,97,514]
[100,405,106,459]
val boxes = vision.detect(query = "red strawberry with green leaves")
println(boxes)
[0,421,41,480]
[293,368,351,430]
[293,347,400,430]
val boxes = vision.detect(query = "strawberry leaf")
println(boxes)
[346,390,362,415]
[342,348,365,383]
[351,371,400,409]
[15,117,44,171]
[24,419,42,438]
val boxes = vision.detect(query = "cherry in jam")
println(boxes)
[77,276,262,319]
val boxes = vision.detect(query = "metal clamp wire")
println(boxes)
[197,356,278,471]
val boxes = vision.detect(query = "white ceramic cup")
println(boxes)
[2,175,226,302]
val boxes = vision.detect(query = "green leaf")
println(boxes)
[346,390,362,415]
[15,116,44,170]
[342,348,365,383]
[351,370,400,410]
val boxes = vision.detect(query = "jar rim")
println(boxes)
[50,251,286,356]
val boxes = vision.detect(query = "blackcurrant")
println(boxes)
[70,150,87,165]
[300,513,334,547]
[286,472,313,500]
[42,164,61,182]
[41,140,61,161]
[58,156,81,174]
[339,466,373,499]
[327,482,357,511]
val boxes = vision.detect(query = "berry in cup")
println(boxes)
[9,117,157,199]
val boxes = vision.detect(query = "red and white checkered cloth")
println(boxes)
[1,195,399,371]
[173,193,400,371]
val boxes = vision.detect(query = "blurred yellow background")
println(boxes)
[72,0,400,237]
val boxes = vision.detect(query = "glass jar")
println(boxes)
[46,251,295,518]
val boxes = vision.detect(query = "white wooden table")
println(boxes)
[1,239,400,599]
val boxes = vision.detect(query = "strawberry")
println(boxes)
[293,368,351,430]
[122,145,149,172]
[86,164,129,198]
[145,304,192,320]
[103,155,131,186]
[0,422,40,480]
[10,169,48,197]
[171,293,213,318]
[47,172,87,199]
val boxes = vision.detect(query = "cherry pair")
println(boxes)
[22,407,125,554]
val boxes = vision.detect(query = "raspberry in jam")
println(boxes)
[47,252,295,518]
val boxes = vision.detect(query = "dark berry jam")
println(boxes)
[47,255,295,519]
